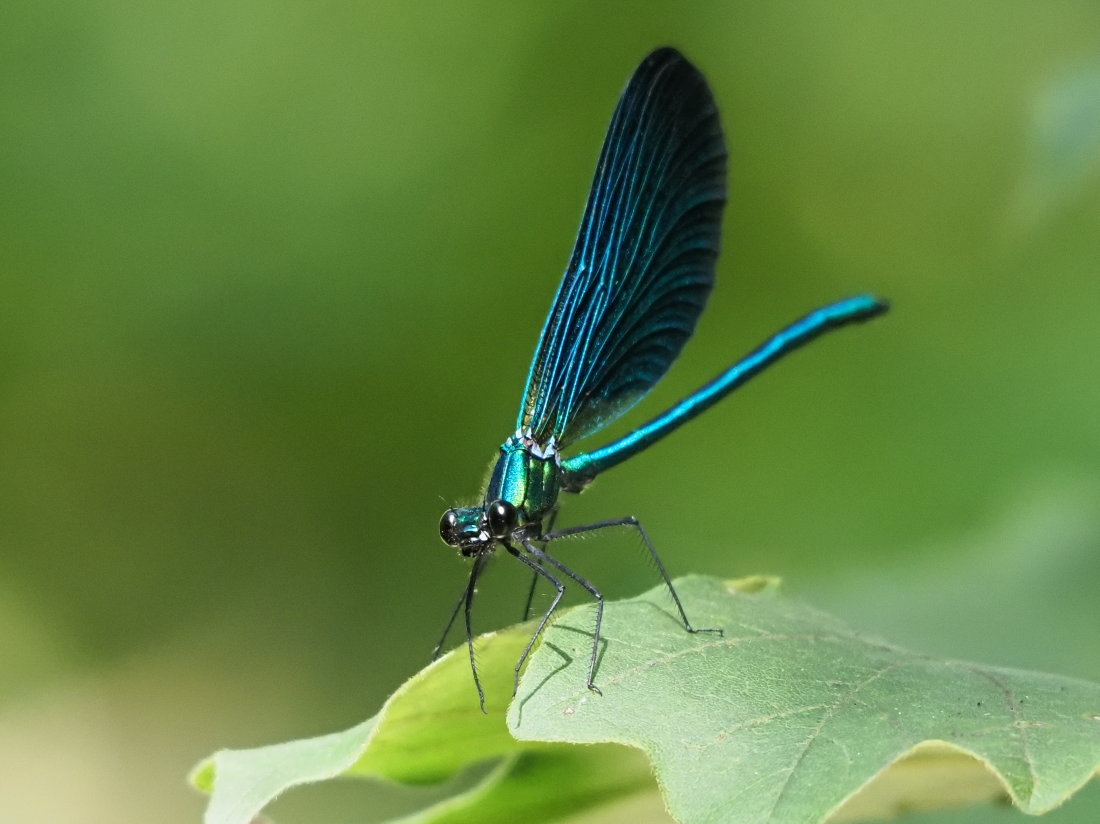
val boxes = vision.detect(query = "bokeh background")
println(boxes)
[2,2,1099,822]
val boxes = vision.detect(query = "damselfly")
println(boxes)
[435,48,887,710]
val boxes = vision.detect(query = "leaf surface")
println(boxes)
[193,576,1100,824]
[509,576,1100,823]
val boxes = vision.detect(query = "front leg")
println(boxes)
[519,509,559,622]
[504,542,565,697]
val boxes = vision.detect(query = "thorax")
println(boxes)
[484,430,561,528]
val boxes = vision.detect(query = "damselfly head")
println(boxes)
[439,500,518,557]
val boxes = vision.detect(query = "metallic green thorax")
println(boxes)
[485,432,562,529]
[440,432,567,555]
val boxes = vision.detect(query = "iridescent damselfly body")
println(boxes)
[435,48,887,711]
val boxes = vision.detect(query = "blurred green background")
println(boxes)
[2,2,1099,822]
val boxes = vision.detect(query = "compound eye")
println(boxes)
[486,500,517,539]
[439,509,460,546]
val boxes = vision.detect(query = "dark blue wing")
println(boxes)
[516,48,727,448]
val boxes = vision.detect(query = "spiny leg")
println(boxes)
[523,539,605,696]
[504,542,564,697]
[462,553,489,713]
[520,509,559,622]
[546,516,722,636]
[521,570,539,622]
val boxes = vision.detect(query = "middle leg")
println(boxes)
[546,516,722,636]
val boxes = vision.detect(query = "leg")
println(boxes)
[519,509,559,622]
[546,516,722,636]
[438,553,489,712]
[523,539,604,695]
[521,569,539,622]
[431,582,469,661]
[504,542,564,697]
[463,554,487,713]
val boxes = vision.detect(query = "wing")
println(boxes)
[516,48,727,448]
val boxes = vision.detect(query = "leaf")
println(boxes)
[190,717,379,823]
[509,576,1100,823]
[385,748,656,824]
[190,624,531,824]
[190,620,653,824]
[191,576,1100,824]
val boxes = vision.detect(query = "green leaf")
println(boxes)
[509,576,1100,823]
[190,623,534,823]
[385,748,656,824]
[192,576,1100,824]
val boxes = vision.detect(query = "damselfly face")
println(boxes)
[439,500,518,557]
